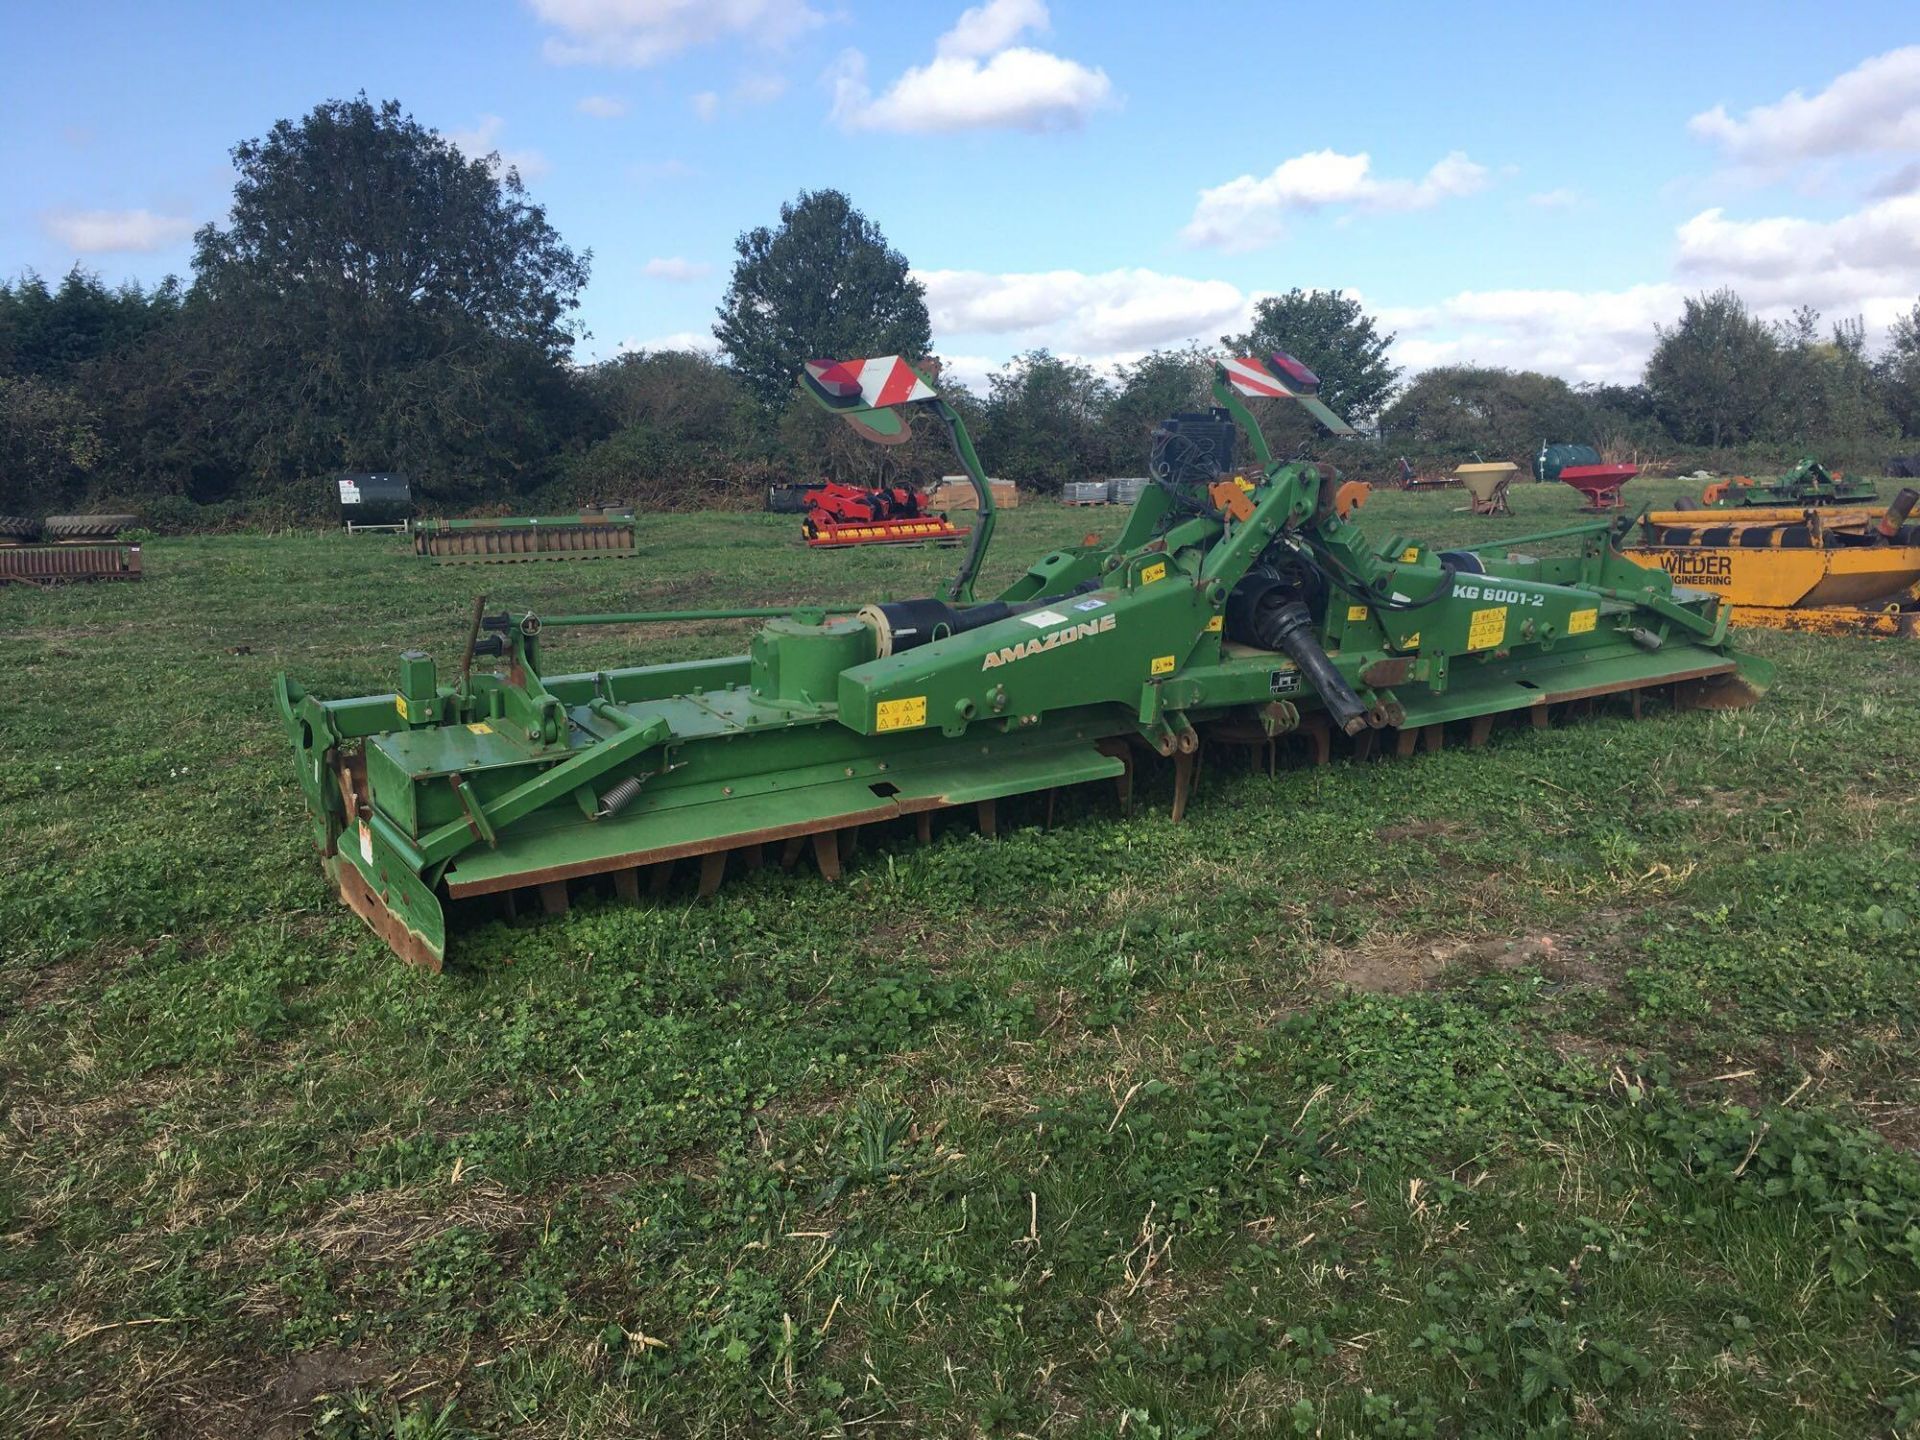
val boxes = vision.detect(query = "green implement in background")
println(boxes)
[278,351,1771,970]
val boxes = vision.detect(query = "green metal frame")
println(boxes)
[277,353,1772,970]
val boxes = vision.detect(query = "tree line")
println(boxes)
[5,95,1920,527]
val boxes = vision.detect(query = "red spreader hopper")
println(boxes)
[1558,463,1639,511]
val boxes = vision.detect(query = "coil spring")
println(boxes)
[597,775,643,818]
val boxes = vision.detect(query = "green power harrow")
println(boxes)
[276,352,1772,969]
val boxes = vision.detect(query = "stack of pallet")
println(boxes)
[928,477,1019,510]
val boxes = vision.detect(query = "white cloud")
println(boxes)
[919,265,1248,354]
[930,353,1003,394]
[1689,46,1920,164]
[642,256,712,281]
[937,0,1047,58]
[1383,191,1920,383]
[1182,149,1490,251]
[831,0,1112,134]
[447,115,551,180]
[42,208,196,254]
[576,94,628,118]
[531,0,824,66]
[1381,285,1685,385]
[1675,193,1920,317]
[691,90,719,121]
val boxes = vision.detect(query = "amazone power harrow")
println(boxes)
[277,353,1771,969]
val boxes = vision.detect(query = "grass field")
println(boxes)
[5,479,1920,1438]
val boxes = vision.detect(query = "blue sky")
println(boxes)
[6,1,1919,391]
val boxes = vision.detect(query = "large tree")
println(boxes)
[189,94,589,494]
[1882,298,1920,437]
[1221,289,1399,430]
[1643,289,1778,448]
[714,190,931,409]
[983,349,1113,493]
[1379,366,1592,459]
[1101,344,1216,472]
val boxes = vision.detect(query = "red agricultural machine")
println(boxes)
[801,482,970,548]
[1537,443,1637,511]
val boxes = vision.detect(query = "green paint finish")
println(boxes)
[278,355,1771,967]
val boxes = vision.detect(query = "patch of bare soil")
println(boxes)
[254,1348,396,1438]
[1321,931,1612,996]
[1374,818,1460,844]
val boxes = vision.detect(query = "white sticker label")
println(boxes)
[1019,609,1070,628]
[1072,598,1107,612]
[358,820,373,863]
[338,479,362,504]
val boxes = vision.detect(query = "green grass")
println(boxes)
[5,479,1920,1438]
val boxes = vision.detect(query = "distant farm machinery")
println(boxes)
[278,351,1769,970]
[0,514,142,586]
[414,507,637,563]
[1537,444,1638,511]
[800,478,969,549]
[1625,487,1920,637]
[1688,457,1878,511]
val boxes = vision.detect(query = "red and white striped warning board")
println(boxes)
[804,357,937,408]
[1221,356,1300,399]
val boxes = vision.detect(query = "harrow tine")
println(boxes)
[539,881,569,916]
[811,830,843,882]
[650,862,675,897]
[977,799,998,839]
[739,843,764,870]
[1423,725,1445,754]
[613,868,640,904]
[916,812,933,845]
[1303,714,1331,766]
[697,851,727,897]
[1394,728,1419,759]
[1171,750,1196,823]
[1468,714,1495,748]
[780,836,807,870]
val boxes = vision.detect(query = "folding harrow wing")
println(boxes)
[277,353,1772,969]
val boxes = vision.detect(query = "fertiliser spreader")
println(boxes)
[278,353,1770,969]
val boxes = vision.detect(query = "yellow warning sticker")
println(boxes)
[1205,615,1223,633]
[394,695,409,721]
[1150,654,1176,675]
[874,695,927,732]
[466,722,493,735]
[1401,631,1421,650]
[1467,606,1508,651]
[1567,607,1598,635]
[1401,546,1420,562]
[1347,604,1370,623]
[1141,561,1167,585]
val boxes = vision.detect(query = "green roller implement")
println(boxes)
[1692,457,1879,509]
[276,351,1773,970]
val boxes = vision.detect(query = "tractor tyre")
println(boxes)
[43,513,138,539]
[0,515,40,542]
